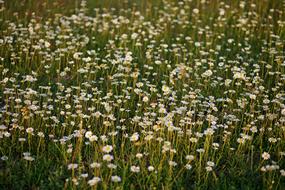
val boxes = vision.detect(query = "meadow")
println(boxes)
[0,0,285,189]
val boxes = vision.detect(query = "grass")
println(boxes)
[0,0,285,189]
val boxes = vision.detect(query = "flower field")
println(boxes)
[0,0,285,189]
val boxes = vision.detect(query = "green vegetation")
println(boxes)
[0,0,285,189]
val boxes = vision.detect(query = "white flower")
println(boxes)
[25,75,37,82]
[281,108,285,116]
[162,85,170,95]
[207,161,215,167]
[102,145,113,153]
[23,156,35,161]
[81,173,88,178]
[280,169,285,176]
[194,42,201,47]
[193,8,199,14]
[111,175,121,182]
[148,166,155,172]
[205,166,213,172]
[144,135,153,141]
[155,60,162,65]
[73,52,82,60]
[130,133,139,142]
[67,148,73,153]
[136,153,143,159]
[26,128,34,134]
[233,72,246,80]
[107,163,117,169]
[249,94,256,100]
[159,107,167,114]
[262,152,270,160]
[89,135,98,142]
[202,70,213,77]
[142,96,149,102]
[130,166,140,173]
[196,148,205,153]
[204,128,215,136]
[169,161,177,167]
[68,163,78,170]
[85,131,93,138]
[37,132,45,138]
[103,154,113,162]
[90,162,101,168]
[44,41,51,48]
[260,166,266,172]
[19,138,26,142]
[1,156,8,161]
[131,33,138,40]
[185,155,195,161]
[0,125,7,130]
[88,177,101,186]
[23,152,31,156]
[225,79,232,86]
[185,164,192,170]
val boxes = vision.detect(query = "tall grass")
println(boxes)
[0,0,285,189]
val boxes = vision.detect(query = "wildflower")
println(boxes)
[202,70,213,77]
[207,161,215,167]
[85,131,93,138]
[68,163,78,170]
[185,164,192,170]
[249,94,256,100]
[186,155,195,161]
[142,96,149,102]
[90,162,101,168]
[148,166,155,172]
[102,145,113,153]
[162,85,170,95]
[23,155,34,161]
[107,163,117,169]
[169,161,177,167]
[194,42,201,47]
[260,166,266,172]
[81,173,88,178]
[73,52,82,60]
[0,125,7,130]
[193,8,199,14]
[26,128,34,134]
[103,154,113,162]
[88,177,101,186]
[204,128,215,135]
[225,79,232,86]
[25,75,37,82]
[136,153,143,159]
[196,148,205,153]
[1,156,8,161]
[281,108,285,116]
[205,166,213,172]
[233,72,246,80]
[111,176,121,182]
[130,133,139,142]
[89,135,98,142]
[44,41,50,48]
[19,138,26,142]
[130,166,140,173]
[262,152,270,160]
[67,148,73,153]
[280,170,285,176]
[37,132,45,138]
